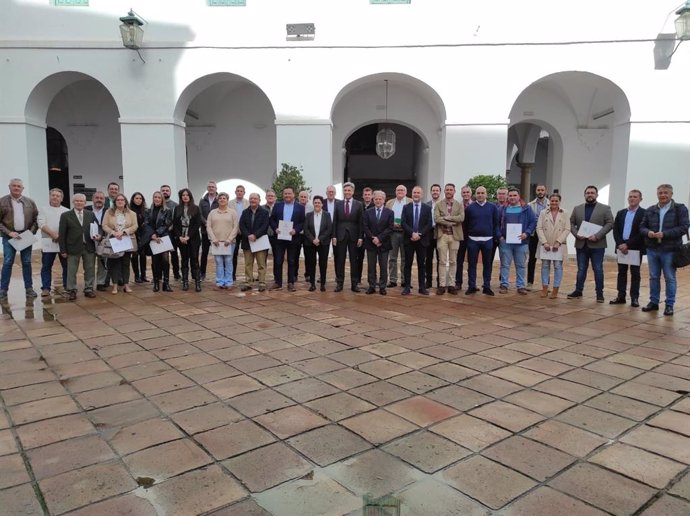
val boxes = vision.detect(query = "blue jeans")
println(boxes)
[499,241,528,289]
[575,246,605,294]
[647,249,676,306]
[41,252,67,290]
[541,259,564,287]
[1,237,34,291]
[214,245,234,287]
[466,238,494,289]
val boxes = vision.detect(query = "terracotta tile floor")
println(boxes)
[0,254,689,515]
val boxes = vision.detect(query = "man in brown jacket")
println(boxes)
[434,183,465,295]
[0,178,39,299]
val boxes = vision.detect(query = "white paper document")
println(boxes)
[541,247,564,261]
[9,230,36,251]
[577,221,603,238]
[109,236,134,253]
[211,242,232,255]
[277,220,294,241]
[89,222,100,238]
[506,223,523,244]
[149,235,174,255]
[617,249,641,266]
[249,235,271,253]
[41,238,60,253]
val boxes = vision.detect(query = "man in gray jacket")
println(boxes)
[567,185,614,302]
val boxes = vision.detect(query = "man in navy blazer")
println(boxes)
[401,186,433,295]
[610,189,646,307]
[269,187,305,292]
[332,182,364,292]
[363,190,394,295]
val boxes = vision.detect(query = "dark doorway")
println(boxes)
[46,127,70,208]
[344,123,423,200]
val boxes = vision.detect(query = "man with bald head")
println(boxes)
[464,186,500,296]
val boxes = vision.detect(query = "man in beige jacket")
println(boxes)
[434,183,465,295]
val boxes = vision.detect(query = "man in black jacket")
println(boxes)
[332,182,364,292]
[239,193,270,292]
[610,189,646,307]
[198,181,219,281]
[363,190,394,295]
[401,186,433,295]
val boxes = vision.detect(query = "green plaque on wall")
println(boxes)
[208,0,247,6]
[55,0,89,6]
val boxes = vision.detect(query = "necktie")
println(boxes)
[77,211,83,225]
[376,208,381,222]
[345,200,350,216]
[413,204,419,232]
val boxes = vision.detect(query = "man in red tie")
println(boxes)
[332,182,364,292]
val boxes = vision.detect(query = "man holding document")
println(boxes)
[567,185,614,303]
[0,178,39,300]
[240,193,270,292]
[59,193,99,301]
[610,190,646,307]
[498,189,536,295]
[269,187,305,292]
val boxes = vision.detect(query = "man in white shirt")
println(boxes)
[38,188,69,296]
[228,185,249,282]
[86,191,109,291]
[385,185,411,287]
[324,185,338,217]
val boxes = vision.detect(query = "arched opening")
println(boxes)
[46,128,70,208]
[344,122,424,196]
[332,73,445,198]
[174,73,276,197]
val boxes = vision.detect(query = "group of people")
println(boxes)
[0,177,687,315]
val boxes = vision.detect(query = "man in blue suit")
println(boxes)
[269,187,305,292]
[363,190,394,295]
[401,186,433,295]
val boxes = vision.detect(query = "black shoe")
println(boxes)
[465,288,479,295]
[334,285,343,292]
[419,289,430,295]
[386,282,397,288]
[664,305,674,316]
[426,281,433,289]
[308,285,316,292]
[68,291,77,301]
[641,302,659,312]
[567,291,583,299]
[482,287,495,296]
[195,280,202,292]
[240,285,252,292]
[351,286,361,293]
[96,285,107,292]
[401,288,411,295]
[141,277,150,283]
[596,294,605,303]
[134,277,143,284]
[153,281,160,292]
[631,298,639,307]
[609,297,626,305]
[380,289,387,296]
[320,285,326,292]
[182,281,189,291]
[366,288,376,295]
[287,283,296,292]
[162,281,173,292]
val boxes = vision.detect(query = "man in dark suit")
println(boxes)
[303,195,333,291]
[239,192,270,292]
[86,190,110,291]
[59,193,100,301]
[332,181,364,292]
[355,187,375,286]
[363,190,394,295]
[610,189,646,307]
[269,187,305,292]
[401,185,433,295]
[567,185,614,302]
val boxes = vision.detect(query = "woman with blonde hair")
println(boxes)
[102,193,138,294]
[536,193,570,298]
[206,192,239,289]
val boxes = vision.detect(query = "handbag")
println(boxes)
[673,243,690,268]
[95,238,125,259]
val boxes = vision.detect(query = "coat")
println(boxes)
[434,199,465,241]
[58,209,97,255]
[401,202,433,247]
[569,202,614,249]
[239,207,270,250]
[363,206,394,251]
[303,210,333,247]
[613,207,646,253]
[536,208,570,262]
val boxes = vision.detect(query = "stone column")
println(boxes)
[518,162,534,201]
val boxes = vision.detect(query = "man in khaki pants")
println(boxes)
[434,183,464,295]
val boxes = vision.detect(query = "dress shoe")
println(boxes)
[631,298,639,307]
[287,283,296,292]
[84,291,96,298]
[134,277,143,284]
[567,291,583,299]
[153,281,160,292]
[334,285,343,292]
[401,288,411,295]
[426,281,433,289]
[596,294,605,303]
[240,285,252,292]
[366,287,376,295]
[419,289,430,295]
[258,286,266,292]
[664,305,674,316]
[269,283,282,290]
[387,282,397,288]
[68,291,77,301]
[195,280,202,292]
[482,287,495,296]
[26,288,38,298]
[96,285,107,292]
[517,288,528,295]
[308,285,316,292]
[447,286,458,295]
[162,282,173,292]
[609,297,626,305]
[499,286,508,294]
[351,286,361,293]
[465,287,479,295]
[379,289,387,296]
[641,302,659,312]
[41,289,51,297]
[436,287,446,295]
[320,285,326,292]
[182,281,189,291]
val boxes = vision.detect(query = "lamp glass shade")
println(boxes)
[120,23,144,49]
[676,11,690,40]
[376,127,396,159]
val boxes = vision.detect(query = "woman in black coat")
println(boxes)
[303,195,333,291]
[142,191,173,292]
[173,188,203,292]
[129,192,148,283]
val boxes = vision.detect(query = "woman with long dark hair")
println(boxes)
[173,188,202,292]
[142,191,173,292]
[102,193,138,294]
[129,192,148,283]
